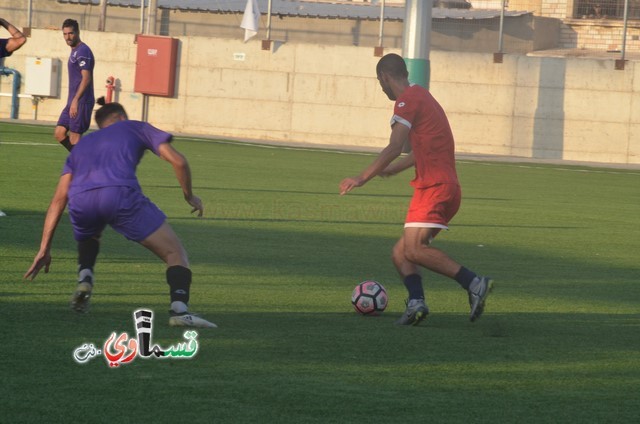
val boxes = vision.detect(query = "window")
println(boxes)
[574,0,640,19]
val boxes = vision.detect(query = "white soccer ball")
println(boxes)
[351,281,388,315]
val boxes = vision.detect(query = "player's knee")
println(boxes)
[165,245,189,268]
[391,242,404,264]
[53,129,66,141]
[403,244,429,264]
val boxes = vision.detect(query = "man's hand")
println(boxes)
[70,98,79,118]
[339,176,365,195]
[186,194,204,217]
[24,251,52,281]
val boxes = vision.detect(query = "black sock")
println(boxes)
[59,136,73,152]
[78,238,99,284]
[166,265,191,305]
[403,274,424,300]
[455,266,477,290]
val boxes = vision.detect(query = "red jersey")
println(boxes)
[391,84,459,188]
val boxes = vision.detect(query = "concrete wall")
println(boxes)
[1,29,638,165]
[435,52,639,164]
[561,19,640,52]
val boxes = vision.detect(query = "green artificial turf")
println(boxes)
[1,121,639,423]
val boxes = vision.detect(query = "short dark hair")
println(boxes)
[95,97,128,127]
[62,19,79,33]
[376,53,409,79]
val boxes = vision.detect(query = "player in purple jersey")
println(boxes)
[0,18,26,218]
[54,19,95,152]
[0,18,26,58]
[25,98,216,328]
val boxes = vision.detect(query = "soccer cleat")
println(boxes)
[468,277,493,322]
[70,281,93,313]
[169,311,217,328]
[395,298,429,326]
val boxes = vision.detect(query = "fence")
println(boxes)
[0,0,553,54]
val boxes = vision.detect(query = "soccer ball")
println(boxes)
[351,281,388,315]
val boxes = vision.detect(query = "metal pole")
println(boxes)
[27,0,33,28]
[378,0,385,47]
[140,0,145,34]
[98,0,108,32]
[621,0,629,61]
[266,0,273,40]
[402,0,431,89]
[497,0,506,53]
[146,0,157,35]
[141,94,149,122]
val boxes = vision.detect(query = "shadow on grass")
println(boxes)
[3,296,638,371]
[4,209,638,302]
[147,184,514,203]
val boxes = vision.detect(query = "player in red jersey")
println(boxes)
[340,53,492,325]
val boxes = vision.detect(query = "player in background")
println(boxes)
[340,53,492,326]
[25,97,216,328]
[54,19,95,152]
[0,18,27,58]
[0,18,26,218]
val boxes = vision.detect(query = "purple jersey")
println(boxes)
[0,38,10,58]
[62,120,172,198]
[67,42,95,105]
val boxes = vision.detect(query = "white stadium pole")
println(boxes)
[497,0,506,54]
[139,0,145,34]
[146,0,157,35]
[99,0,108,32]
[378,0,385,48]
[27,0,33,28]
[266,0,273,40]
[621,0,629,61]
[403,0,432,89]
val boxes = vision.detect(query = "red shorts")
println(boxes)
[405,183,461,229]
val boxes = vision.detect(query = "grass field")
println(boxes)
[1,121,639,423]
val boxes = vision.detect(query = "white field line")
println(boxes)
[1,141,58,146]
[3,138,639,176]
[457,160,640,176]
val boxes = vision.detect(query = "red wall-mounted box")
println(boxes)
[134,35,179,97]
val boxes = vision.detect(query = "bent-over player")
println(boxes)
[25,98,216,328]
